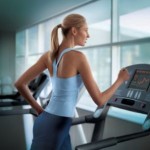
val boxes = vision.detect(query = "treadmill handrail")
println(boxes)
[72,105,107,126]
[75,129,150,150]
[0,108,38,117]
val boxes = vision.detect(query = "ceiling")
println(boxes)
[0,0,89,32]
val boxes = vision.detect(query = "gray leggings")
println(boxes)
[30,111,72,150]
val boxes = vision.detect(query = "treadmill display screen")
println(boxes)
[128,70,150,91]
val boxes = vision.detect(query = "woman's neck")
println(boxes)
[59,36,75,50]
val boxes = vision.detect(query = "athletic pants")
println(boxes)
[30,111,72,150]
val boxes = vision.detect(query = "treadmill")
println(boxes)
[74,64,150,150]
[0,72,49,115]
[1,64,150,149]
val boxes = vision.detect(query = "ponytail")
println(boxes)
[50,24,61,61]
[50,14,86,61]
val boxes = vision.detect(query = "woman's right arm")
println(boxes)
[15,52,49,115]
[77,52,130,107]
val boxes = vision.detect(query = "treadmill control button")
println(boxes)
[127,90,131,97]
[137,92,141,99]
[134,91,138,99]
[129,90,134,97]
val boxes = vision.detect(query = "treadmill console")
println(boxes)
[108,64,150,114]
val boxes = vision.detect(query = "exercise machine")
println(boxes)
[0,72,49,108]
[74,64,150,150]
[0,72,50,150]
[1,64,150,149]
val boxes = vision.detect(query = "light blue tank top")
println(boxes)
[45,48,83,117]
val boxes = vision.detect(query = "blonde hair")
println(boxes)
[50,14,86,61]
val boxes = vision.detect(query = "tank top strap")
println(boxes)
[56,48,76,67]
[52,59,57,75]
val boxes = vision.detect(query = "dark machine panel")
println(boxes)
[75,64,150,150]
[108,64,150,114]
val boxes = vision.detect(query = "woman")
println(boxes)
[15,14,129,150]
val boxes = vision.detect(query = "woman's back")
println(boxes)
[56,50,80,78]
[44,48,83,117]
[46,48,82,78]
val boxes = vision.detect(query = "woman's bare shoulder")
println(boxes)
[42,50,50,58]
[69,50,86,59]
[40,50,52,62]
